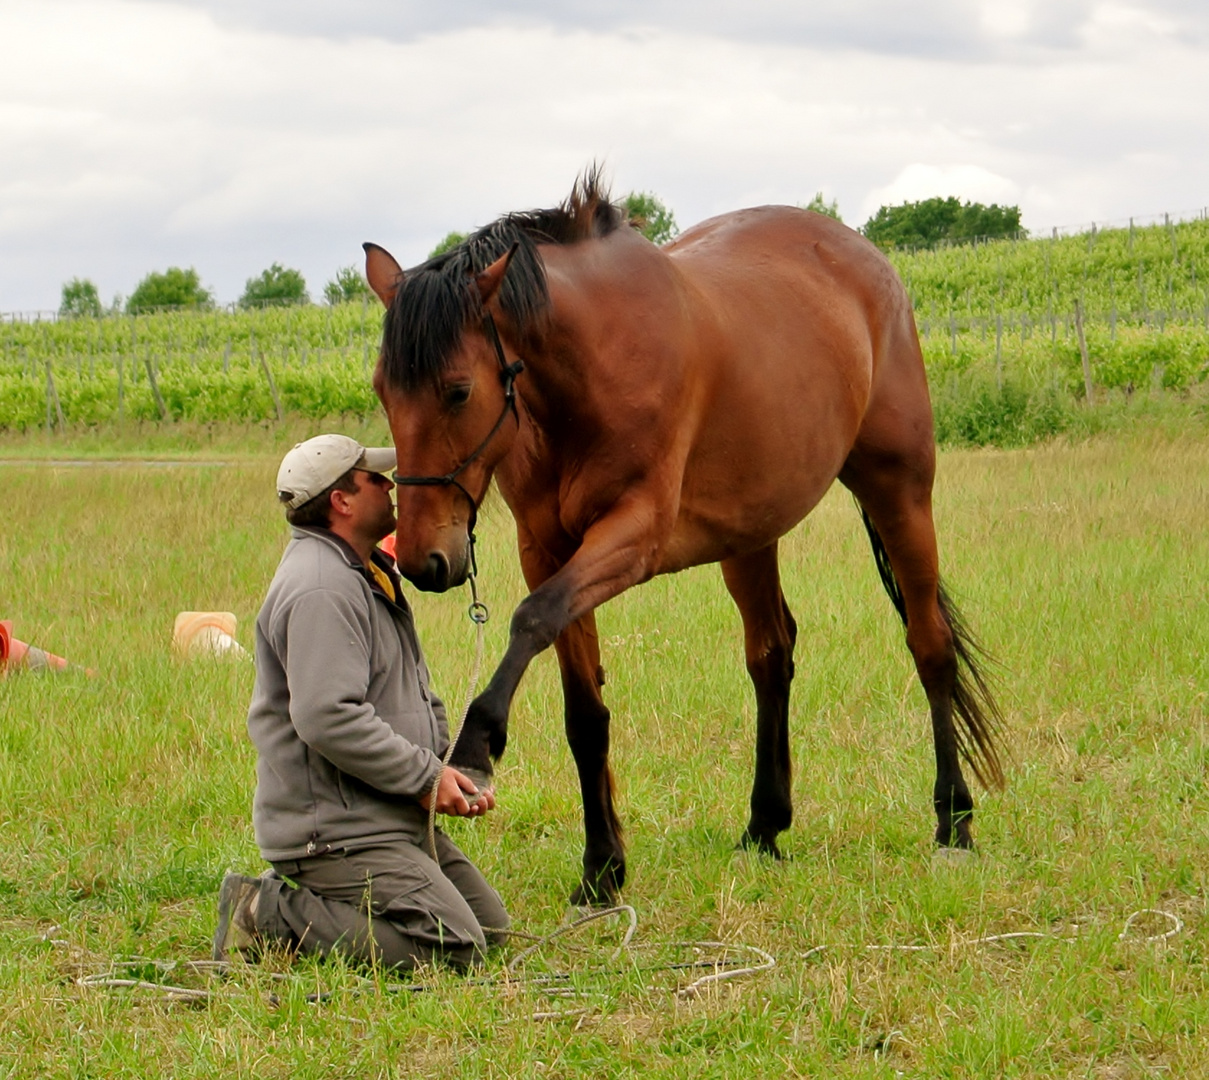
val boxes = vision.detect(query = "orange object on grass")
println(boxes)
[0,619,91,675]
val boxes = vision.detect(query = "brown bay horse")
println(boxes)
[365,173,1004,904]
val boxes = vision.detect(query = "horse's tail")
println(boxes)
[858,507,1005,791]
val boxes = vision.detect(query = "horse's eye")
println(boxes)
[444,384,472,409]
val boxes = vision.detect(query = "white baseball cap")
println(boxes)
[276,434,396,510]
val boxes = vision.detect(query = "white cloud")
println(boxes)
[863,165,1021,220]
[1,0,1208,309]
[980,0,1034,39]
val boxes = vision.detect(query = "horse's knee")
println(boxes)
[565,697,611,755]
[746,639,795,688]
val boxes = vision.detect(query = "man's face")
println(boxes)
[347,469,398,543]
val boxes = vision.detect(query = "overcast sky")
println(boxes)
[2,0,1206,311]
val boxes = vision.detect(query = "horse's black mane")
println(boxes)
[380,169,625,390]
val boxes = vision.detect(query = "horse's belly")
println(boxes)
[659,478,835,572]
[659,414,858,572]
[657,335,869,572]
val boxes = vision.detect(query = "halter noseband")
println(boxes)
[391,313,524,541]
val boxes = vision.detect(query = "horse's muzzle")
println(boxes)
[402,550,469,593]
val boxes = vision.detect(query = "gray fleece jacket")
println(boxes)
[247,526,448,861]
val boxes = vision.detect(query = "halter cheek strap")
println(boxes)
[391,314,524,542]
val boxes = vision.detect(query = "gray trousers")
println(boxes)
[256,831,509,970]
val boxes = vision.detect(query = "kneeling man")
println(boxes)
[215,434,508,969]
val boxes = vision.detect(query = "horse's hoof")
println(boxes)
[569,885,618,909]
[569,865,624,908]
[455,765,494,801]
[569,881,621,908]
[736,832,784,860]
[932,846,978,868]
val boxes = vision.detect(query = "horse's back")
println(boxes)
[650,207,928,570]
[668,205,920,416]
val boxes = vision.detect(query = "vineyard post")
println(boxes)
[46,360,66,432]
[255,336,284,422]
[144,352,170,421]
[995,315,1003,390]
[1074,300,1094,405]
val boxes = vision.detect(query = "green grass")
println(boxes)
[2,424,1208,1077]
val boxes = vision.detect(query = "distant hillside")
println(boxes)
[2,213,1207,442]
[889,214,1209,324]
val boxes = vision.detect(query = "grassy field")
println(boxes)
[1,422,1208,1077]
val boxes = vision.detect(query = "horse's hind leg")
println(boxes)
[721,543,798,857]
[840,449,996,848]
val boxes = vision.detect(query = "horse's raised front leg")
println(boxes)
[721,544,798,858]
[449,495,661,794]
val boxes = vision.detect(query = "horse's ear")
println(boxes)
[474,243,519,307]
[363,242,405,307]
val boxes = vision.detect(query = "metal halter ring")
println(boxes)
[468,601,490,625]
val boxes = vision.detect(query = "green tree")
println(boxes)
[323,266,372,305]
[622,191,679,245]
[59,278,103,318]
[126,267,214,313]
[239,263,309,309]
[802,191,842,222]
[862,197,1023,250]
[428,231,468,260]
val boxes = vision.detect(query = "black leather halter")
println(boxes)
[391,314,524,542]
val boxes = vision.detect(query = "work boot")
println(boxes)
[213,872,263,962]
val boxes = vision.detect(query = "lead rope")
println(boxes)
[426,535,490,861]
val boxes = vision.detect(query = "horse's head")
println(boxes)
[365,241,526,593]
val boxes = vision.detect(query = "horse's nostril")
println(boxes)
[426,552,450,592]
